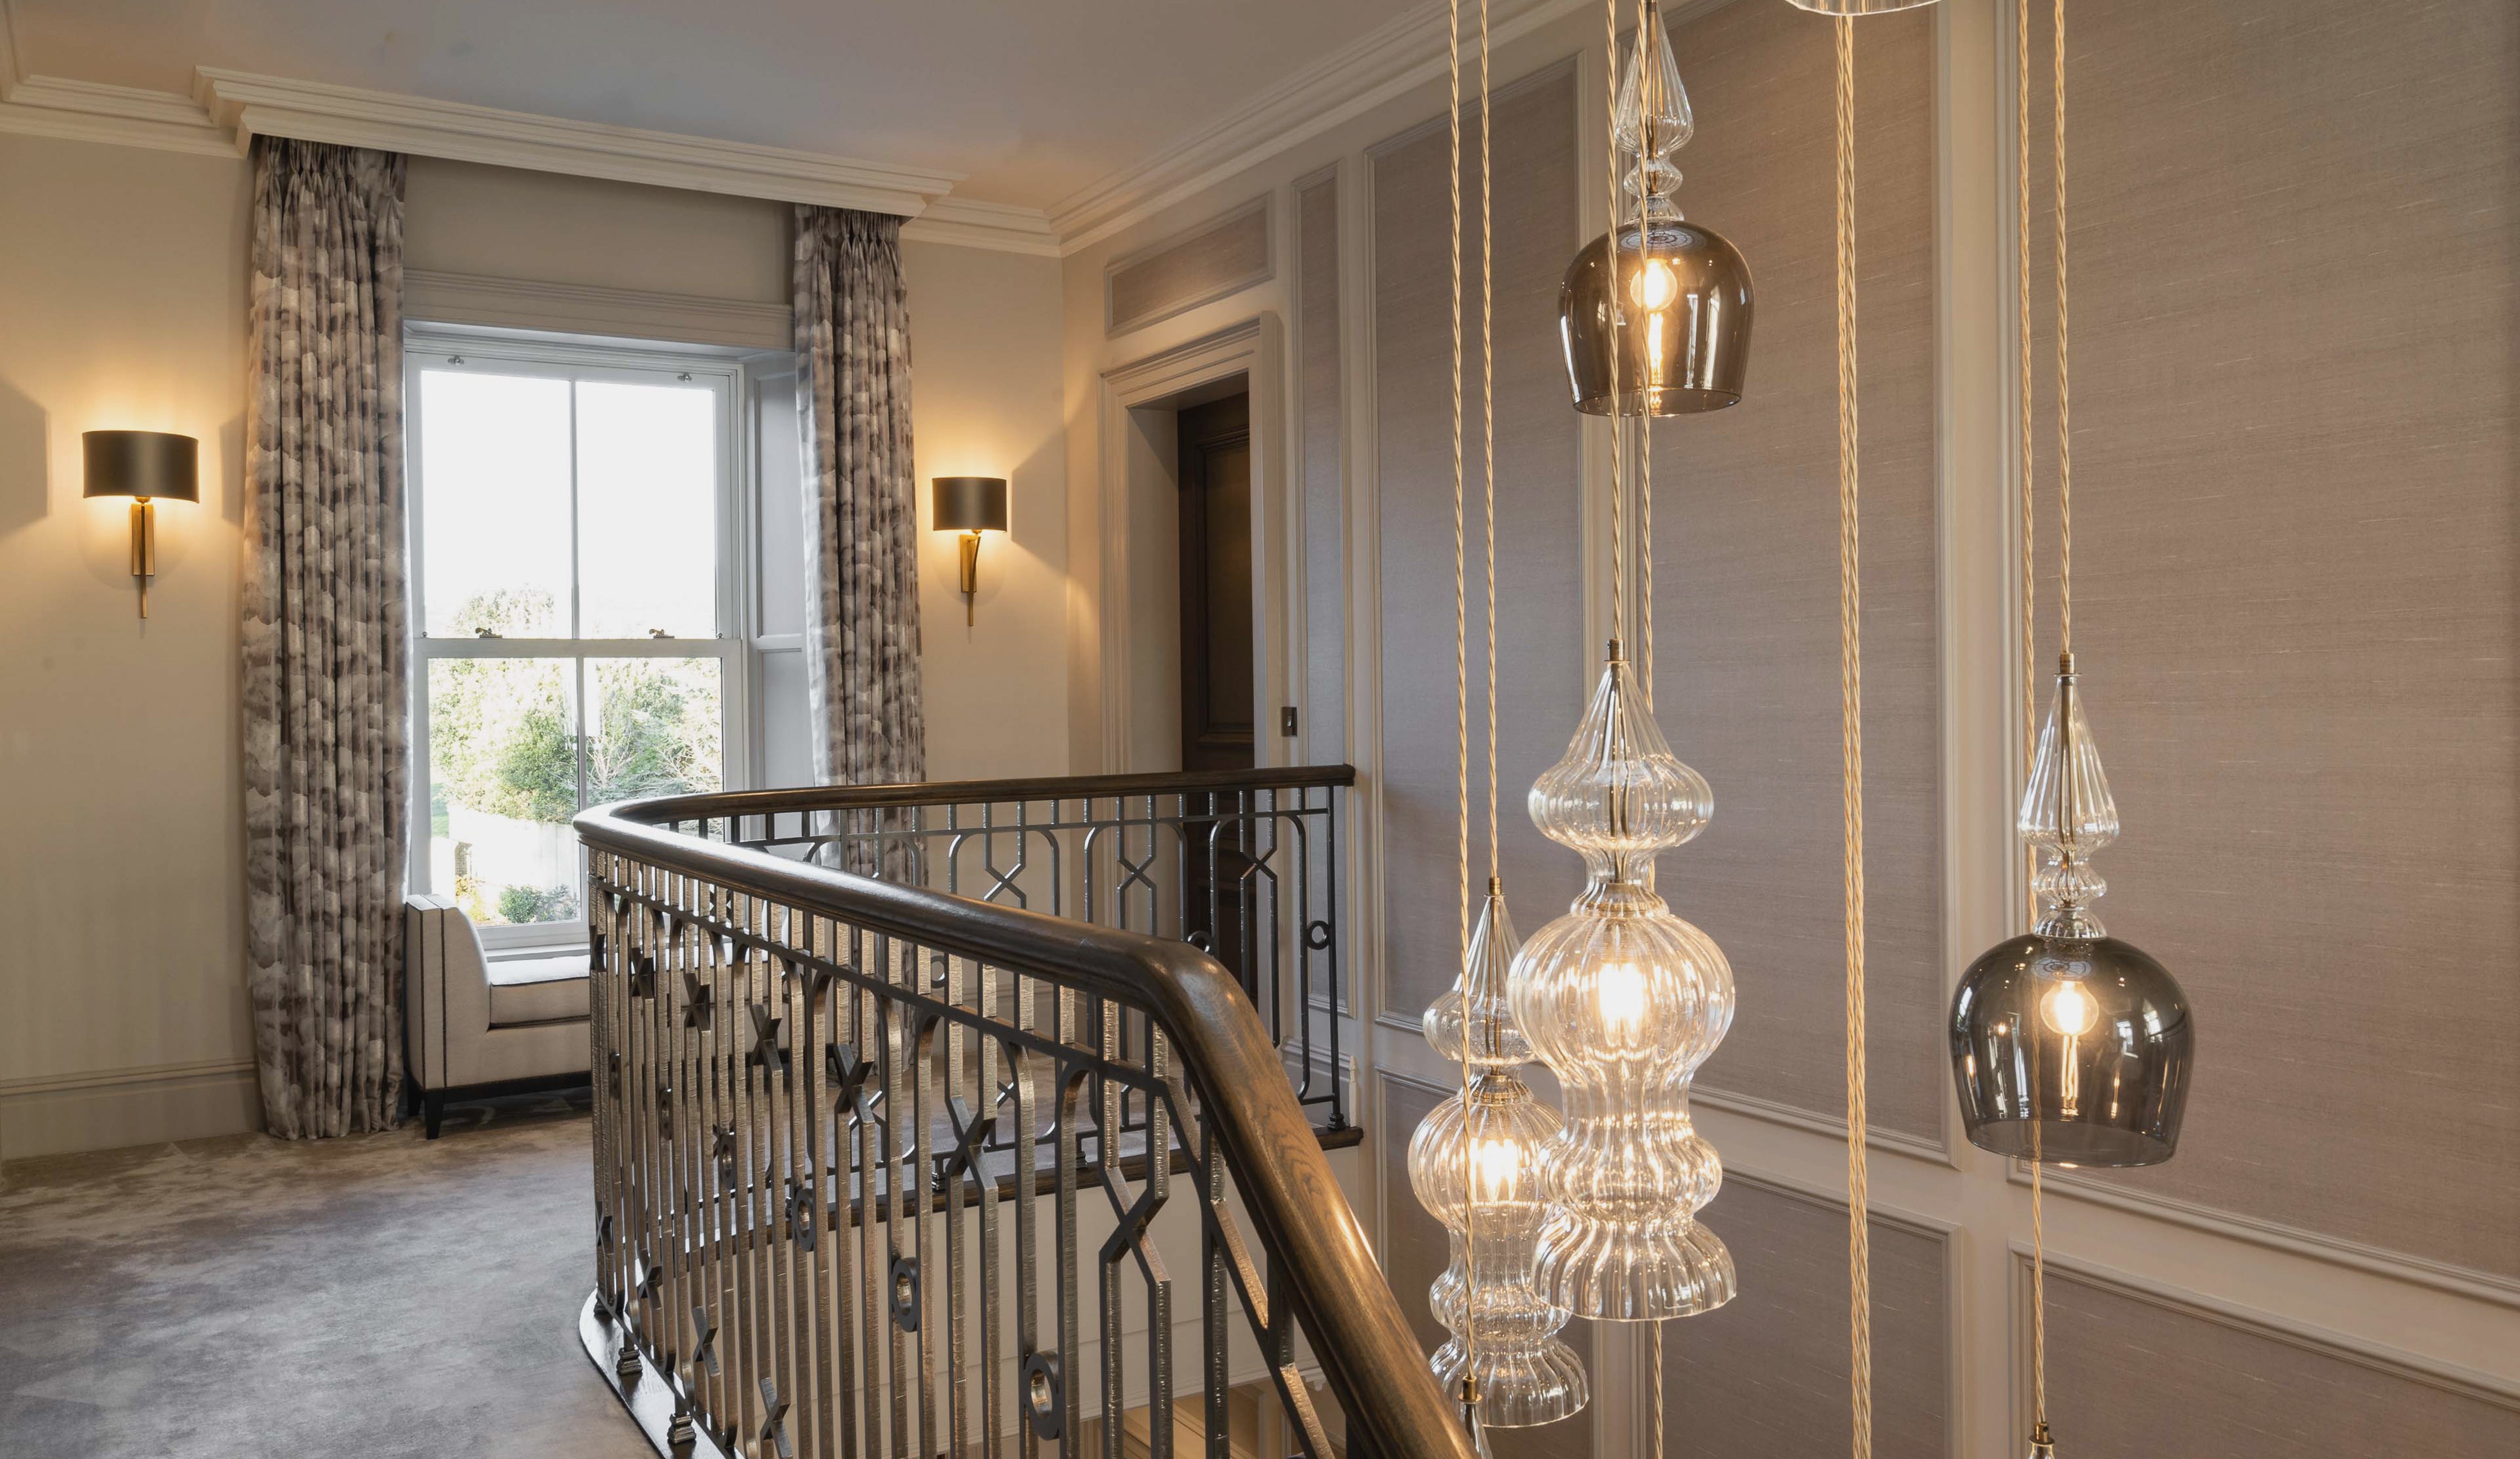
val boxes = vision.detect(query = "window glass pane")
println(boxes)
[428,657,580,927]
[578,381,718,638]
[587,657,724,805]
[419,371,572,637]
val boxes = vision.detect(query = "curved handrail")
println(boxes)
[576,784,1466,1459]
[616,762,1356,822]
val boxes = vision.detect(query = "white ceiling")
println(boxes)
[3,0,1417,210]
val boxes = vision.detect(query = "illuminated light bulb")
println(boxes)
[1630,257,1680,312]
[2040,977,2098,1038]
[1597,959,1649,1041]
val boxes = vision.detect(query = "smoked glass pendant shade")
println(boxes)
[1409,889,1588,1426]
[1949,658,2194,1167]
[1558,0,1753,416]
[1510,648,1735,1320]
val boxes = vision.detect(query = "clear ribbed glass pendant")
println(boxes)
[1509,644,1736,1320]
[1409,887,1589,1426]
[1949,654,2195,1166]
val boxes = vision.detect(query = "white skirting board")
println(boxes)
[0,1058,261,1166]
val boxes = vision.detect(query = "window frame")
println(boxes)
[404,328,758,954]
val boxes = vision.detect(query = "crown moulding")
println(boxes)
[193,68,961,217]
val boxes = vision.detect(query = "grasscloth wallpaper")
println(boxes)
[1665,1179,1949,1459]
[1641,0,1946,1142]
[1372,67,1586,1029]
[2024,0,2520,1277]
[2038,1264,2518,1455]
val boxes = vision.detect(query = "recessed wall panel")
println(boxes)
[1105,199,1272,336]
[1663,1178,1949,1459]
[2038,1264,2520,1456]
[1644,1,1945,1140]
[2024,0,2520,1275]
[1372,69,1585,1027]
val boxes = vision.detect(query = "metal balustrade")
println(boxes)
[574,767,1458,1459]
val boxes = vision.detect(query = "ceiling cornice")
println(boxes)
[1045,0,1590,256]
[0,42,1062,255]
[901,197,1062,257]
[0,73,231,155]
[196,68,961,216]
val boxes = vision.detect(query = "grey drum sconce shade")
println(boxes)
[932,476,1009,626]
[83,429,199,618]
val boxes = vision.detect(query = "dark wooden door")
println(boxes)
[1177,393,1255,980]
[1178,394,1254,774]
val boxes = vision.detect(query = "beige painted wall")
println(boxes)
[0,131,259,1158]
[902,239,1073,784]
[0,140,1071,1160]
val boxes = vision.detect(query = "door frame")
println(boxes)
[1094,316,1291,773]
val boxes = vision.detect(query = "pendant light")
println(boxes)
[1511,653,1734,1320]
[1557,0,1754,416]
[1407,0,1586,1438]
[1412,889,1589,1427]
[1945,0,2194,1173]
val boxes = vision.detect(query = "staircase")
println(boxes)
[573,767,1450,1459]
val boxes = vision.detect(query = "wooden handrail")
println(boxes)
[574,776,1465,1459]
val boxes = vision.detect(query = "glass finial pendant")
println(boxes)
[1559,0,1754,416]
[1510,645,1736,1320]
[1409,885,1589,1426]
[1949,654,2195,1166]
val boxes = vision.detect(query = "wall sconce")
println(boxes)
[931,476,1009,626]
[85,430,199,618]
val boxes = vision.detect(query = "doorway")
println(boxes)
[1174,389,1256,977]
[1176,391,1255,774]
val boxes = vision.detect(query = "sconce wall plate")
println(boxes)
[84,430,199,619]
[931,476,1009,626]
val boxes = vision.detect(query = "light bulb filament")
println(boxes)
[1598,960,1648,1041]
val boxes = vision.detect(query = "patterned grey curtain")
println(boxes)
[794,206,924,864]
[242,137,410,1138]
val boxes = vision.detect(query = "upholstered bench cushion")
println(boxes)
[485,955,592,1027]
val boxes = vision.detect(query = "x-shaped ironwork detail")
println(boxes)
[757,1377,792,1459]
[680,972,713,1031]
[626,950,655,999]
[935,1094,997,1193]
[748,1002,787,1075]
[690,1302,718,1376]
[635,1253,662,1302]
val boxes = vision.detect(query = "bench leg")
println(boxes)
[424,1091,445,1140]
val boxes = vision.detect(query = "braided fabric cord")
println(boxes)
[1634,0,1656,693]
[1482,0,1499,875]
[1447,0,1478,1396]
[1833,17,1874,1459]
[1603,0,1626,651]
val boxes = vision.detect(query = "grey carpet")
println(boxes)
[0,1092,650,1457]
